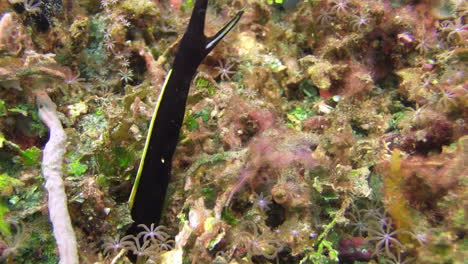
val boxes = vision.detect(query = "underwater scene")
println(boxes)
[0,0,466,263]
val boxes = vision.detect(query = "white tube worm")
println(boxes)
[36,91,78,264]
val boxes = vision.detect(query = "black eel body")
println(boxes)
[126,0,243,240]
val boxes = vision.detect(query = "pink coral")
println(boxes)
[0,13,29,54]
[338,237,373,263]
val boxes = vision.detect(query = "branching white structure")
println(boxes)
[37,91,78,264]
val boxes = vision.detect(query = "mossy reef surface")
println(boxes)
[0,0,466,263]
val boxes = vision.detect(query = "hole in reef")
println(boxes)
[31,14,50,32]
[350,119,369,137]
[265,201,285,229]
[127,51,147,86]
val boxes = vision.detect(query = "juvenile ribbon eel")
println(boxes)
[127,0,243,233]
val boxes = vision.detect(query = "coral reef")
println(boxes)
[0,0,466,263]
